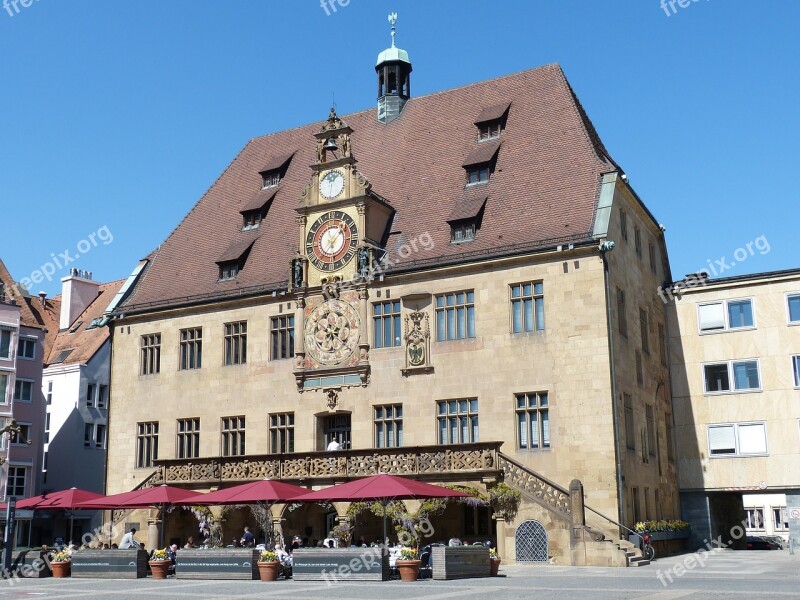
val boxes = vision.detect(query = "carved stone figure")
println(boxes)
[358,246,370,275]
[404,310,430,369]
[292,255,304,288]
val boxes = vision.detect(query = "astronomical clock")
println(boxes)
[291,109,394,392]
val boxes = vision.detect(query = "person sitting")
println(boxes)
[448,536,462,547]
[110,543,118,549]
[183,537,194,549]
[241,526,255,547]
[228,537,240,548]
[167,544,178,576]
[275,542,292,578]
[119,528,141,549]
[323,533,337,548]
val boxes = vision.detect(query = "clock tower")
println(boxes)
[291,108,394,391]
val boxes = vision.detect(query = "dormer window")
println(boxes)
[261,170,281,189]
[239,188,277,231]
[474,102,510,142]
[241,208,266,231]
[258,152,295,190]
[451,220,476,244]
[216,238,256,282]
[462,139,501,187]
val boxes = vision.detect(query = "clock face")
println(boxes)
[304,299,361,365]
[319,170,345,199]
[306,211,358,272]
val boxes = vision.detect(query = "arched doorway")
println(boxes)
[515,519,548,562]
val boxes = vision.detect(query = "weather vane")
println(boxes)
[388,12,397,48]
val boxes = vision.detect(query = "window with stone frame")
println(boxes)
[270,315,295,360]
[617,288,627,338]
[374,404,403,448]
[177,418,200,459]
[179,327,203,370]
[437,399,478,445]
[639,309,649,354]
[510,282,544,333]
[373,301,401,349]
[140,333,161,375]
[515,392,550,450]
[435,291,475,341]
[221,416,246,457]
[624,394,635,451]
[224,321,247,365]
[136,421,159,468]
[270,413,294,454]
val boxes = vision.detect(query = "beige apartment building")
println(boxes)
[668,269,800,551]
[104,34,679,565]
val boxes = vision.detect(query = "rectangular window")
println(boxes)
[86,383,96,408]
[224,321,247,365]
[617,288,627,338]
[450,220,476,243]
[620,210,628,242]
[774,507,789,531]
[703,360,761,393]
[271,315,295,359]
[645,405,656,458]
[140,334,161,375]
[789,294,800,324]
[98,385,108,409]
[374,404,403,448]
[262,169,281,189]
[640,309,649,354]
[10,422,31,445]
[745,507,764,530]
[698,299,754,332]
[44,412,50,444]
[665,412,675,462]
[649,243,657,275]
[658,323,667,366]
[46,380,53,405]
[435,291,475,341]
[515,392,550,450]
[14,379,33,403]
[624,394,635,451]
[373,301,401,349]
[437,399,478,445]
[0,373,7,404]
[511,282,544,333]
[84,423,93,448]
[794,356,800,388]
[466,165,490,185]
[0,329,12,359]
[95,424,106,449]
[631,487,640,525]
[136,421,159,468]
[179,327,203,370]
[219,262,240,281]
[478,121,501,141]
[17,337,35,360]
[6,466,26,498]
[221,416,246,457]
[269,413,295,454]
[635,351,643,386]
[708,422,767,456]
[634,227,642,258]
[177,418,200,459]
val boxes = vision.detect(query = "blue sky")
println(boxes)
[1,0,797,296]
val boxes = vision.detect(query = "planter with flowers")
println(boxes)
[395,546,421,581]
[630,520,691,543]
[489,547,501,576]
[50,550,71,578]
[257,550,280,582]
[148,548,171,579]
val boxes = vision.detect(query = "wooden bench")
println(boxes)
[431,545,490,580]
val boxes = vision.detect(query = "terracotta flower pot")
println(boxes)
[257,561,280,582]
[51,561,71,578]
[395,559,421,581]
[148,560,170,579]
[490,557,501,576]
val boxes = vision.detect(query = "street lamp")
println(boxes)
[1,418,32,575]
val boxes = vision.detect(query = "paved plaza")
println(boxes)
[0,550,798,599]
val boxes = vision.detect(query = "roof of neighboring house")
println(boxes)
[0,258,60,345]
[45,279,125,367]
[120,63,619,312]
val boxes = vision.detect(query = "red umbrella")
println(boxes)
[75,485,200,510]
[16,487,104,510]
[181,479,308,505]
[297,474,469,543]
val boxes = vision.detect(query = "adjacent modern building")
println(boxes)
[104,29,680,566]
[668,268,800,551]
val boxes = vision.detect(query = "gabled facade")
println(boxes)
[105,34,678,565]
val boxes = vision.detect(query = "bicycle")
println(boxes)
[639,530,655,561]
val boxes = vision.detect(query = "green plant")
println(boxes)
[52,550,71,563]
[489,483,521,522]
[151,548,169,561]
[489,547,498,559]
[259,550,278,562]
[634,520,690,533]
[399,546,418,560]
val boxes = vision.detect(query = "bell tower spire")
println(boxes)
[375,12,412,124]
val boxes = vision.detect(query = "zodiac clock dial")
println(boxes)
[305,210,358,272]
[304,299,361,365]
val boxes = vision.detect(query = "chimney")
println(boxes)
[38,291,47,307]
[60,270,100,330]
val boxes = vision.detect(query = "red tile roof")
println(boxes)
[0,258,60,344]
[462,139,502,168]
[474,102,511,124]
[240,187,278,213]
[120,64,617,313]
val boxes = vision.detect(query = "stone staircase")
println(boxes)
[497,453,650,567]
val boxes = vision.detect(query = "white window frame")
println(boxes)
[0,370,10,405]
[707,421,768,457]
[793,355,800,389]
[697,298,756,334]
[11,421,32,446]
[702,359,761,394]
[17,336,36,360]
[14,378,34,403]
[0,327,13,360]
[788,293,800,325]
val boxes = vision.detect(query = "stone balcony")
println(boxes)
[150,441,503,488]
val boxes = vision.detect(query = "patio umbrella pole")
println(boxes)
[27,509,33,548]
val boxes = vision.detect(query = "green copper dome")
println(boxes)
[376,46,411,66]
